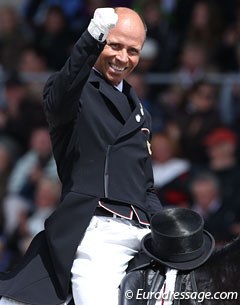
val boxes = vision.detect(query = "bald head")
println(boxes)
[114,7,147,40]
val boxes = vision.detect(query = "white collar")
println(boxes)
[114,81,123,92]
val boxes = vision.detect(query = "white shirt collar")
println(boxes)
[114,81,123,92]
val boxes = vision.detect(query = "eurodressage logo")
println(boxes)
[124,289,239,303]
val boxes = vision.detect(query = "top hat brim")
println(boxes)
[141,230,215,271]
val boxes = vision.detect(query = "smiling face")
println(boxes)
[94,8,146,86]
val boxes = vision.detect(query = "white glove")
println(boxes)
[88,8,118,42]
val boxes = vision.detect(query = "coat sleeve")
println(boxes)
[43,30,105,127]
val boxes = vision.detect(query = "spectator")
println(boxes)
[176,41,214,85]
[2,126,57,243]
[7,126,58,200]
[17,45,49,98]
[190,171,239,246]
[203,127,240,210]
[2,195,29,238]
[135,0,181,72]
[214,25,240,72]
[5,176,60,269]
[23,0,85,31]
[18,45,48,74]
[183,1,222,56]
[176,80,222,165]
[151,84,186,133]
[151,132,191,207]
[137,38,160,73]
[26,176,60,237]
[0,73,46,152]
[0,5,32,72]
[30,5,76,70]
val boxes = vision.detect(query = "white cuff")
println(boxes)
[87,18,109,42]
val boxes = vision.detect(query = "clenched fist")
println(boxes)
[88,8,118,42]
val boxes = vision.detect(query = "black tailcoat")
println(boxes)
[0,31,161,304]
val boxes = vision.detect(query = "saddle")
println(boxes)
[119,251,201,305]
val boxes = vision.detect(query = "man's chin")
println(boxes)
[105,74,123,86]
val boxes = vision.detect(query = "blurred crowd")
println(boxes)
[0,0,240,271]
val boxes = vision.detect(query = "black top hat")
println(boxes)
[141,207,215,270]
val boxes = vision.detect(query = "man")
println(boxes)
[0,7,162,305]
[190,171,238,246]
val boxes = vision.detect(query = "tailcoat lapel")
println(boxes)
[89,70,130,122]
[89,69,146,142]
[115,103,145,142]
[115,85,145,142]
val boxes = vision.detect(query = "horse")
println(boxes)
[184,236,240,305]
[120,237,240,305]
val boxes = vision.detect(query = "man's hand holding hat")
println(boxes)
[88,8,118,42]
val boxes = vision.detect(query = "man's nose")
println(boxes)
[116,49,128,63]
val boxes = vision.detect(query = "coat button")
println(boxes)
[135,114,141,122]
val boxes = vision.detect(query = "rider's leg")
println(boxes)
[71,216,150,305]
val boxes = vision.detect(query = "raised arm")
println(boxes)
[43,8,118,126]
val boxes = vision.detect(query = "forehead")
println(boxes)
[108,14,145,48]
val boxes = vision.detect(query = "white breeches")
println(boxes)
[71,216,150,305]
